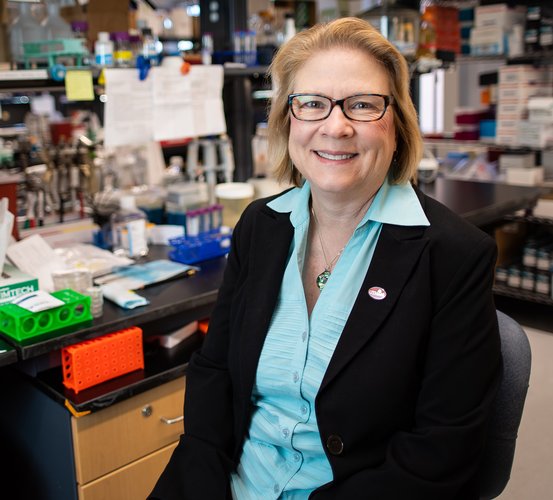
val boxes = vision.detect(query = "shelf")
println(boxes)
[34,330,204,413]
[502,214,553,226]
[494,283,553,306]
[0,339,17,367]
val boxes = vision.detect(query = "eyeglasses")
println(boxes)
[288,93,393,122]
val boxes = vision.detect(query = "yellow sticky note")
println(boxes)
[65,70,95,101]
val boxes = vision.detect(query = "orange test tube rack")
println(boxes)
[61,326,144,394]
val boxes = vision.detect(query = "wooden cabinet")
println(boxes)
[72,376,185,498]
[79,441,178,500]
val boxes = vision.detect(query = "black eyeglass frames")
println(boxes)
[288,93,393,122]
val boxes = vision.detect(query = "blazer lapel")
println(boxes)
[320,223,429,392]
[239,207,294,398]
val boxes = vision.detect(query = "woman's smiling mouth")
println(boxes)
[315,151,357,160]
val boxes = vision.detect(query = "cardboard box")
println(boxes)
[499,153,536,170]
[506,166,544,185]
[499,65,546,85]
[0,263,39,305]
[470,26,506,55]
[528,97,553,123]
[475,4,526,29]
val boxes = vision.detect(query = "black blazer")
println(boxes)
[150,186,502,500]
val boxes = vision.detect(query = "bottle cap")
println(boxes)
[98,32,110,42]
[120,195,137,210]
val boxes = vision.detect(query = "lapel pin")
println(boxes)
[368,287,387,300]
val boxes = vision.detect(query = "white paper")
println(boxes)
[0,198,14,274]
[104,69,154,147]
[11,290,64,313]
[30,93,57,117]
[6,234,66,292]
[152,65,227,141]
[103,66,227,147]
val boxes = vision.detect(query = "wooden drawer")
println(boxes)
[72,377,185,484]
[79,441,177,500]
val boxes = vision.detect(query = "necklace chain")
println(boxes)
[311,207,346,290]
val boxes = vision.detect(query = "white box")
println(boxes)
[528,97,553,123]
[497,101,528,117]
[470,26,506,55]
[506,166,544,185]
[499,153,536,169]
[518,121,553,148]
[158,321,198,348]
[498,83,552,101]
[532,198,553,218]
[495,133,520,146]
[499,65,546,85]
[475,4,526,29]
[0,264,39,305]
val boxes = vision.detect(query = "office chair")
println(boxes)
[478,310,532,499]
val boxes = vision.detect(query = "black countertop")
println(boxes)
[1,245,227,360]
[0,339,17,367]
[418,177,548,227]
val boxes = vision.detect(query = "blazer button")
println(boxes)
[326,434,344,456]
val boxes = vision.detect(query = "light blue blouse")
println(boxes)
[230,178,429,499]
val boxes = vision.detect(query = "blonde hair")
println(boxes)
[268,17,423,187]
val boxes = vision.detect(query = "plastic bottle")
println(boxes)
[71,20,88,43]
[202,32,214,65]
[416,10,437,59]
[8,5,24,65]
[111,195,149,258]
[19,2,47,44]
[43,1,72,40]
[283,13,296,43]
[111,32,133,68]
[141,28,159,65]
[95,32,114,67]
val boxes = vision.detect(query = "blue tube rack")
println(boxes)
[168,231,232,265]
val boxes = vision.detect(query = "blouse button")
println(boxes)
[326,434,344,456]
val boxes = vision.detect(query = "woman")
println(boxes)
[150,17,501,499]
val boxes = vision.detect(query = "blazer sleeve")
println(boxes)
[149,215,249,500]
[312,234,502,500]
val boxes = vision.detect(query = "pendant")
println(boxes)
[316,269,331,290]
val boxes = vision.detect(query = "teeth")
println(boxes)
[317,151,355,160]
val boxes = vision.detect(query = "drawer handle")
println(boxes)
[160,415,184,425]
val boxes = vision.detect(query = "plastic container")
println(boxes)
[202,32,213,65]
[252,122,269,177]
[111,195,149,258]
[214,182,254,228]
[111,31,133,68]
[61,326,144,394]
[44,2,72,40]
[141,27,159,65]
[95,31,114,67]
[51,269,93,294]
[0,289,92,342]
[19,2,47,44]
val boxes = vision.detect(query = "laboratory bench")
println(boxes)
[0,245,227,500]
[0,178,547,499]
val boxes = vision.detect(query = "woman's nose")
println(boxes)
[319,105,354,137]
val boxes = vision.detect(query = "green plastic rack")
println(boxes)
[0,289,92,342]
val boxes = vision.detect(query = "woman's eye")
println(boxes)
[351,100,376,110]
[302,100,324,109]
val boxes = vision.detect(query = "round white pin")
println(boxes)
[368,287,387,300]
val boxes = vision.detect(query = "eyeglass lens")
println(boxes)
[290,94,388,122]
